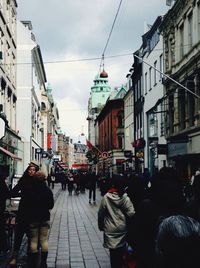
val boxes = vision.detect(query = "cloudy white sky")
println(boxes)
[17,1,168,142]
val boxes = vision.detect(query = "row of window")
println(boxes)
[144,54,163,94]
[0,28,16,85]
[171,3,200,65]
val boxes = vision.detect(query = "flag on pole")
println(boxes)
[86,139,101,155]
[86,139,94,150]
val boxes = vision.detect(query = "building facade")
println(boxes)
[132,48,145,173]
[161,0,200,179]
[97,98,124,175]
[124,73,134,172]
[16,21,47,173]
[142,16,167,175]
[0,0,21,182]
[73,143,87,166]
[87,70,111,146]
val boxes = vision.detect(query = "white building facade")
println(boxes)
[124,75,134,151]
[0,0,22,182]
[143,16,167,174]
[16,21,47,172]
[124,74,134,171]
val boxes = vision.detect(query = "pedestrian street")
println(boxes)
[47,188,111,268]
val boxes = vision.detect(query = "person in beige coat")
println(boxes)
[98,174,135,268]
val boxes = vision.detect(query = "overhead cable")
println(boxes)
[99,0,123,72]
[134,54,200,99]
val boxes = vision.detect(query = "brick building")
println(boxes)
[96,98,125,175]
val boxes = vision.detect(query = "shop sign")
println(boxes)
[116,159,125,165]
[168,142,187,158]
[47,133,52,149]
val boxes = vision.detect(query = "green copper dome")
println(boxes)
[90,70,111,109]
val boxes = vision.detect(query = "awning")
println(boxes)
[0,146,22,161]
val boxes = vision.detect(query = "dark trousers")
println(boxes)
[89,187,96,201]
[109,247,124,268]
[0,214,7,251]
[13,220,28,253]
[61,182,66,190]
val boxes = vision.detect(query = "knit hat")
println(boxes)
[29,160,40,170]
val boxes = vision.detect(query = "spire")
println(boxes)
[99,55,108,78]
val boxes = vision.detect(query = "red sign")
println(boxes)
[101,152,108,159]
[131,138,146,148]
[72,163,89,170]
[47,133,52,149]
[116,159,125,164]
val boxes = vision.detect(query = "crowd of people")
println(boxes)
[1,164,200,268]
[47,166,99,204]
[97,167,200,268]
[0,164,100,267]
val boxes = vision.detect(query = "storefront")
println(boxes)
[0,126,22,186]
[168,141,189,180]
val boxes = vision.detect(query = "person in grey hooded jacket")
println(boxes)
[98,174,135,268]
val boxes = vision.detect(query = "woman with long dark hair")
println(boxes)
[9,162,39,266]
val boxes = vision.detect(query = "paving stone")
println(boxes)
[56,259,70,265]
[47,189,110,268]
[84,260,100,268]
[56,265,70,268]
[70,262,85,268]
[83,255,96,260]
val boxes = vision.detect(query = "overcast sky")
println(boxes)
[17,1,168,142]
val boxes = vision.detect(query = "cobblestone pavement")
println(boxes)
[0,185,110,268]
[47,188,110,268]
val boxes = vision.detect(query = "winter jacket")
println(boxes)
[11,175,35,223]
[25,180,54,223]
[98,191,135,249]
[11,176,54,224]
